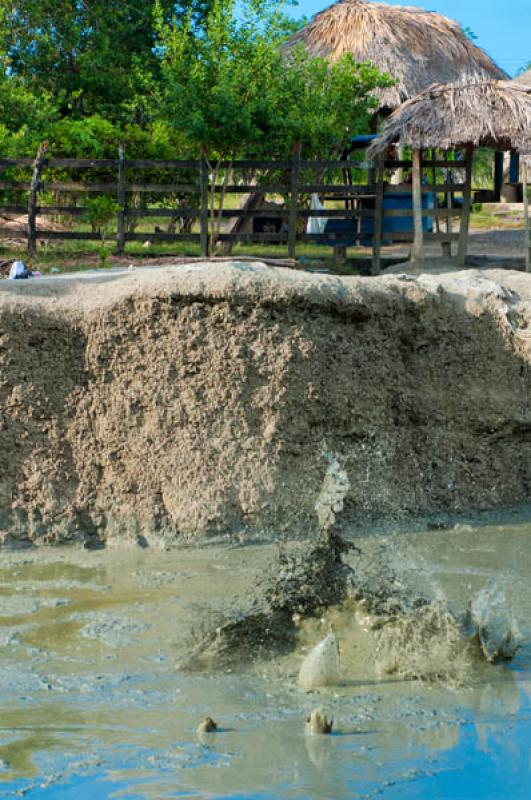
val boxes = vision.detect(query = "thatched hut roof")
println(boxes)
[368,80,531,154]
[286,0,507,110]
[513,69,531,88]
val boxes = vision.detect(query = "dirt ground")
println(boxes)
[380,228,526,267]
[0,260,530,546]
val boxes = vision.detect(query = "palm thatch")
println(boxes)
[368,81,531,154]
[286,0,507,110]
[513,69,531,88]
[513,73,531,165]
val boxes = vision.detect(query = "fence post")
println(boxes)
[27,141,48,256]
[116,143,126,256]
[457,145,474,266]
[442,149,453,258]
[199,148,209,258]
[288,143,302,259]
[371,152,385,276]
[411,148,424,267]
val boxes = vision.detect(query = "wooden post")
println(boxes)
[431,150,439,237]
[442,149,453,258]
[288,143,302,260]
[199,148,209,258]
[397,145,406,184]
[116,143,126,256]
[27,141,48,256]
[411,148,424,267]
[457,145,474,266]
[523,160,530,273]
[372,152,385,276]
[494,151,504,202]
[509,151,520,185]
[333,245,347,269]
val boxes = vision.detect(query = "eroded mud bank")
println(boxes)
[0,263,530,546]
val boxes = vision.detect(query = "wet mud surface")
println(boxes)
[0,520,530,799]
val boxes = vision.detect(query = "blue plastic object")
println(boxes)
[360,190,435,245]
[350,134,377,147]
[319,191,435,247]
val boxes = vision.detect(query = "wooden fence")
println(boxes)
[0,146,467,273]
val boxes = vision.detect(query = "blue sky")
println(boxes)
[291,1,530,77]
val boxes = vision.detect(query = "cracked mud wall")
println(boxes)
[0,264,529,546]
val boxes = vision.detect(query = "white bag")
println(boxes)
[306,194,327,235]
[8,260,27,280]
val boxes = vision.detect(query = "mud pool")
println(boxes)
[0,521,530,799]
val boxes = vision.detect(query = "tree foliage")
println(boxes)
[156,0,392,249]
[84,196,121,266]
[157,0,392,160]
[0,0,392,164]
[0,1,213,120]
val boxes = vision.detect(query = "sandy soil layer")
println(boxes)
[0,261,530,546]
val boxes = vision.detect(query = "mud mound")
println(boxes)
[0,263,530,546]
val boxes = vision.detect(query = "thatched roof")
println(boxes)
[368,80,531,154]
[513,69,531,87]
[286,0,507,110]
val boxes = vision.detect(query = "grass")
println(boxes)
[469,207,526,231]
[0,240,383,277]
[0,208,379,276]
[1,201,526,278]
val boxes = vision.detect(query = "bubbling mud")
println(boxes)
[465,580,522,662]
[373,601,472,684]
[182,458,522,684]
[305,709,334,735]
[182,530,354,670]
[183,455,354,670]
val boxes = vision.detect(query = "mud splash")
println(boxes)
[183,454,354,669]
[184,458,521,681]
[374,600,471,684]
[183,531,354,670]
[465,579,522,662]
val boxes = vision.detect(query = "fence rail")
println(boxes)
[0,146,470,271]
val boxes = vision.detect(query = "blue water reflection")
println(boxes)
[3,680,529,800]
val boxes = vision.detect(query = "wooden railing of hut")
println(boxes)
[0,147,471,273]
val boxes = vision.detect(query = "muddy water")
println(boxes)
[0,522,530,799]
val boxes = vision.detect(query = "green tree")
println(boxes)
[0,0,305,150]
[84,196,120,267]
[269,47,391,159]
[0,73,59,154]
[0,1,216,122]
[157,0,391,249]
